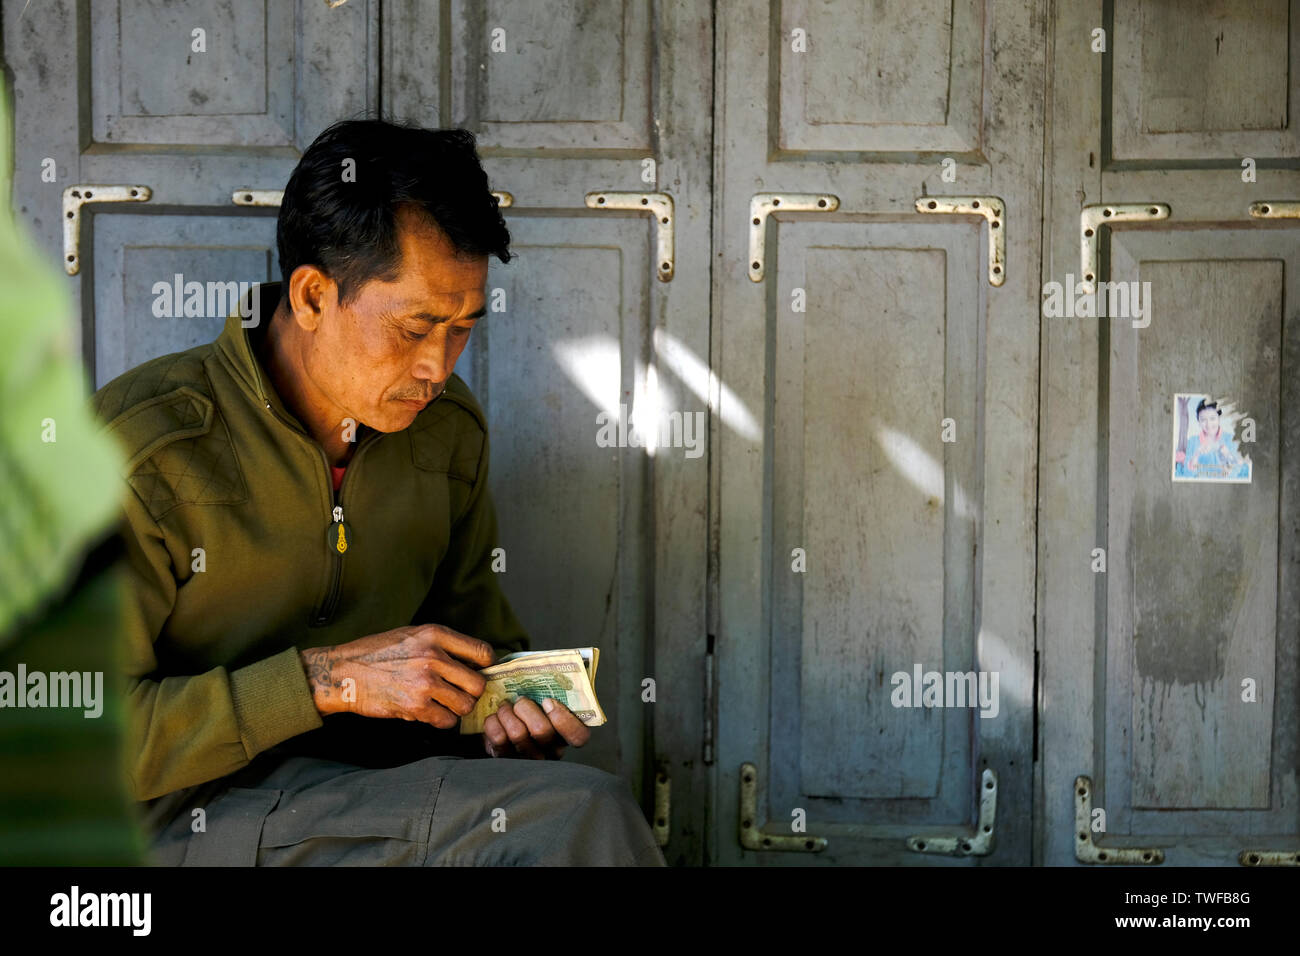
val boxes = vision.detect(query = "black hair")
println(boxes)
[1195,398,1220,418]
[276,119,513,305]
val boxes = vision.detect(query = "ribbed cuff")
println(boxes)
[229,647,324,758]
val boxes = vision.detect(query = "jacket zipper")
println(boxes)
[256,396,379,627]
[317,503,347,626]
[311,435,377,627]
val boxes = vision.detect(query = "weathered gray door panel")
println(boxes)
[383,0,714,861]
[4,0,377,381]
[768,219,982,831]
[91,212,278,385]
[1108,231,1295,828]
[448,0,653,151]
[1039,0,1300,866]
[712,0,1044,865]
[458,215,654,785]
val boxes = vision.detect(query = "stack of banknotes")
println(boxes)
[460,647,606,734]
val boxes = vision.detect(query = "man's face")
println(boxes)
[301,205,488,433]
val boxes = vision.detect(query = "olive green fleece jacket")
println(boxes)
[91,282,529,802]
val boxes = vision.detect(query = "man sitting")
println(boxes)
[92,119,664,866]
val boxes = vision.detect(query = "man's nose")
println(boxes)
[412,340,454,383]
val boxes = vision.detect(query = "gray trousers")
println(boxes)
[147,755,666,866]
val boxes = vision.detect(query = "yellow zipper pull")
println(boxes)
[327,505,350,555]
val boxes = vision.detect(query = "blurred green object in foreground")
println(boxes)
[0,80,145,865]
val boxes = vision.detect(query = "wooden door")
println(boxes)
[347,0,715,860]
[22,0,1289,872]
[5,0,712,862]
[1039,0,1300,866]
[710,0,1045,865]
[4,0,376,383]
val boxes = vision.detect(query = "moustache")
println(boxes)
[396,384,446,404]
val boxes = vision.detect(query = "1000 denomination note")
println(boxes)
[460,650,607,734]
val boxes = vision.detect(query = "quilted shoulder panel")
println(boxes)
[93,350,247,517]
[92,344,212,424]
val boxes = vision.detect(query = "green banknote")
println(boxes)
[460,648,606,734]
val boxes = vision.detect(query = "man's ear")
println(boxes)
[287,265,335,332]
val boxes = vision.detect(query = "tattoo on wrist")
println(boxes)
[303,649,342,704]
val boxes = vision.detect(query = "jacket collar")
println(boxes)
[216,281,298,421]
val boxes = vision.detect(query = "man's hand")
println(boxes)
[300,624,493,728]
[482,697,591,759]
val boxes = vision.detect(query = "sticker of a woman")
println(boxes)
[1171,393,1252,483]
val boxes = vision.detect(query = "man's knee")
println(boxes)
[431,758,664,866]
[527,763,664,866]
[534,760,629,798]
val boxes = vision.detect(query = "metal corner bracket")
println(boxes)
[1238,849,1300,866]
[915,195,1006,287]
[906,767,999,856]
[232,189,513,209]
[653,767,670,847]
[1248,200,1300,220]
[1078,202,1170,295]
[1074,776,1163,864]
[747,192,839,283]
[739,762,827,852]
[63,184,153,275]
[585,191,674,281]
